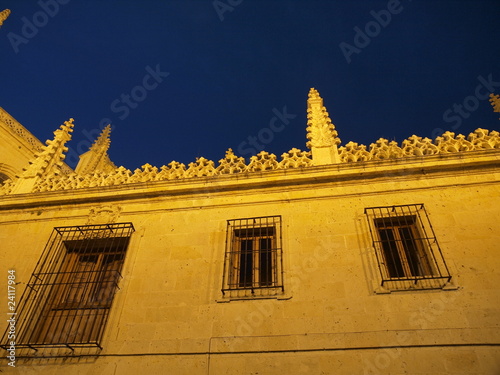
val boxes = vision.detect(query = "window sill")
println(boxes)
[217,287,291,302]
[374,279,459,294]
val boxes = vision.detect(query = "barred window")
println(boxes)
[1,223,134,354]
[365,204,451,291]
[222,216,283,298]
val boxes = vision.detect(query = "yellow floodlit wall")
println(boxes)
[0,92,499,374]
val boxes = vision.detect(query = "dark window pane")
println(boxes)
[259,238,273,286]
[96,254,124,305]
[399,227,422,276]
[79,254,98,263]
[239,239,253,287]
[379,228,405,278]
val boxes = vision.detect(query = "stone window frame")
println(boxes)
[221,215,284,300]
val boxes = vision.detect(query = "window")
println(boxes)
[365,204,451,291]
[222,216,283,298]
[1,223,134,354]
[375,216,434,278]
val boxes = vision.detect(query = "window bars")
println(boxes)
[364,204,451,291]
[222,216,283,298]
[0,223,134,353]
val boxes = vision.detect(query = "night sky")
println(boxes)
[1,0,499,170]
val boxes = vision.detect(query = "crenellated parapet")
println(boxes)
[1,89,500,196]
[247,151,279,172]
[339,142,371,162]
[279,148,312,169]
[338,128,500,163]
[186,157,217,178]
[401,135,439,156]
[16,127,498,194]
[23,148,314,193]
[216,149,247,174]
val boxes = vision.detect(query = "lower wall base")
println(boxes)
[3,345,500,375]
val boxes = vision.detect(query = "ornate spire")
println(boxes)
[75,124,116,175]
[91,124,112,153]
[490,93,500,119]
[306,88,341,165]
[11,119,74,194]
[0,9,11,27]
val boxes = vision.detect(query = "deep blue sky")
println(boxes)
[1,0,499,170]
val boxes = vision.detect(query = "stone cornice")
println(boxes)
[0,149,497,211]
[1,93,499,197]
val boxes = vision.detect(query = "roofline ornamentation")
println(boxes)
[0,107,44,152]
[1,90,499,195]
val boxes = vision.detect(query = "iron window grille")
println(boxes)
[222,216,284,298]
[0,223,134,354]
[364,204,451,291]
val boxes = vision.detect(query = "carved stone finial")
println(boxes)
[186,157,217,178]
[21,118,74,178]
[75,124,116,175]
[308,88,322,101]
[11,118,74,194]
[339,141,371,162]
[279,148,312,168]
[490,93,500,119]
[369,138,404,160]
[247,151,279,172]
[0,9,11,27]
[217,149,247,174]
[91,124,112,153]
[306,88,341,165]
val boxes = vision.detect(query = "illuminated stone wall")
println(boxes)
[0,93,499,374]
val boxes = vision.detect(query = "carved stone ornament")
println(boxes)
[490,93,500,116]
[0,9,10,27]
[2,89,500,196]
[216,149,247,174]
[0,125,496,196]
[306,88,341,149]
[87,205,122,225]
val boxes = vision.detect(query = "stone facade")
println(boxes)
[0,90,499,374]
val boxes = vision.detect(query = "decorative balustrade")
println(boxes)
[1,128,499,195]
